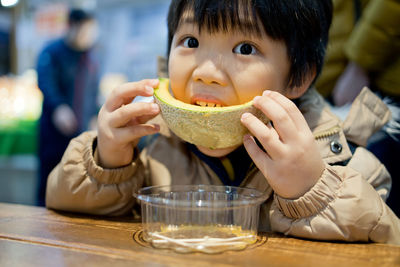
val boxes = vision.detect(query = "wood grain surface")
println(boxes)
[0,202,399,267]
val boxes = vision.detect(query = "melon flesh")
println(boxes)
[154,78,269,149]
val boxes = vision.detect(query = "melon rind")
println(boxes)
[154,78,269,149]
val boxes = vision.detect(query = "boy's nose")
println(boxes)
[192,58,228,86]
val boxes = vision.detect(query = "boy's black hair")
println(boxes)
[68,9,94,25]
[167,0,333,88]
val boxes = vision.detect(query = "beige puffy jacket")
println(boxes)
[46,87,400,245]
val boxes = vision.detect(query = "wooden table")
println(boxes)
[0,202,399,267]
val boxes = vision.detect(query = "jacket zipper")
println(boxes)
[313,125,341,140]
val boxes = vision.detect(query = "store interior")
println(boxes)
[0,0,170,205]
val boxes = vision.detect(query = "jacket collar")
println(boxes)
[298,87,390,164]
[297,88,353,164]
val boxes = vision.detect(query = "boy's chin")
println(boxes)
[196,144,240,158]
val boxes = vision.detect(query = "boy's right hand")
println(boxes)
[97,79,160,169]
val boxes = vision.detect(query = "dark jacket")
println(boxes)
[37,39,99,160]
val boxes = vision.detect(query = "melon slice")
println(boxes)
[154,78,269,149]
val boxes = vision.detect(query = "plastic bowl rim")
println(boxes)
[133,184,269,208]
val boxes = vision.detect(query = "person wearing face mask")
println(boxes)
[36,8,100,206]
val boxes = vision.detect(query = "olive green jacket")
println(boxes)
[46,87,400,245]
[316,0,400,97]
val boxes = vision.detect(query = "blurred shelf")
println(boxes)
[0,154,38,205]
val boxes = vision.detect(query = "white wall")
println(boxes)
[15,0,170,81]
[96,0,170,81]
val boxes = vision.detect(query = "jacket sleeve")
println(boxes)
[270,151,400,245]
[344,0,400,72]
[46,131,145,216]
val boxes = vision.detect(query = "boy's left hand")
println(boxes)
[241,90,325,199]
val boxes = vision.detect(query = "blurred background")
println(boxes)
[0,0,169,205]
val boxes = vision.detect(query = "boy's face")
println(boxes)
[168,12,292,157]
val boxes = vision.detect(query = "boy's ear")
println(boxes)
[285,68,316,99]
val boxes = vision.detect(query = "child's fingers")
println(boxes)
[115,124,160,144]
[243,134,272,174]
[109,102,160,128]
[241,112,284,160]
[253,94,298,143]
[263,91,310,133]
[135,114,160,125]
[126,113,160,127]
[105,79,159,111]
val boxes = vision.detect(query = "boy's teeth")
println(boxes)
[195,101,222,107]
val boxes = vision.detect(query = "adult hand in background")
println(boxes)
[52,104,78,136]
[332,61,370,106]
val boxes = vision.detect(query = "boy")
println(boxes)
[46,0,400,244]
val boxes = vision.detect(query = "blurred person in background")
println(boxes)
[36,8,100,206]
[0,29,10,75]
[315,0,400,215]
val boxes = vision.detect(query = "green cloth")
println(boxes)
[0,119,38,155]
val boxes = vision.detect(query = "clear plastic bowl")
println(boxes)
[133,185,268,253]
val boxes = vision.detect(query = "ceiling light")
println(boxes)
[1,0,19,7]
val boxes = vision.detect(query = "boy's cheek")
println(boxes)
[168,60,190,101]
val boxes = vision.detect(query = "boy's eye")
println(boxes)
[183,37,199,48]
[233,43,257,55]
